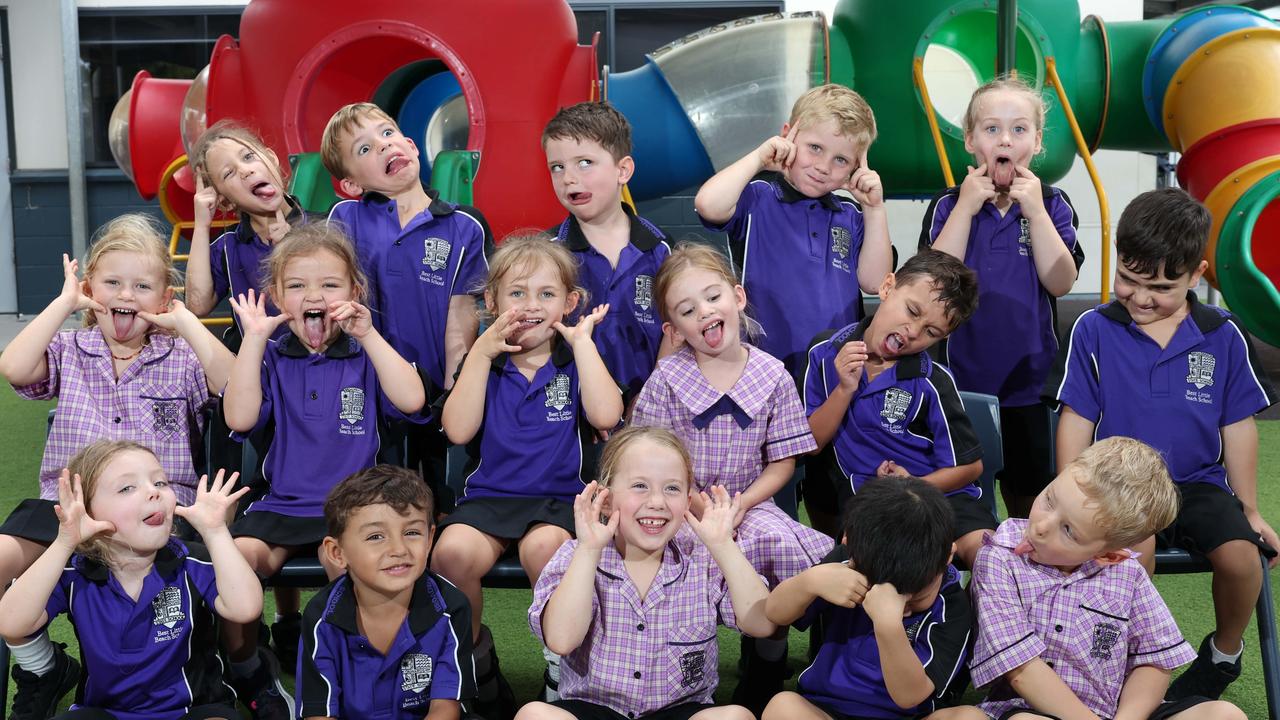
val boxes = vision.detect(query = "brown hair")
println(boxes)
[653,242,760,339]
[325,465,433,538]
[66,440,162,566]
[320,102,399,180]
[541,102,633,161]
[788,84,877,152]
[82,214,180,332]
[1068,437,1179,548]
[480,232,585,320]
[262,221,369,304]
[189,120,288,213]
[962,75,1047,137]
[895,250,980,329]
[596,426,694,493]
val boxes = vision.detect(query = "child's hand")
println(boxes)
[1007,165,1047,220]
[329,300,373,340]
[958,164,997,215]
[473,307,524,360]
[193,173,220,229]
[756,127,798,173]
[834,341,867,392]
[846,150,883,208]
[686,485,740,549]
[57,254,106,317]
[862,582,910,624]
[174,469,248,537]
[1246,510,1280,568]
[808,562,869,607]
[53,469,115,551]
[688,489,707,520]
[229,289,290,340]
[266,207,291,244]
[137,299,194,332]
[876,460,909,478]
[573,481,617,552]
[554,304,609,349]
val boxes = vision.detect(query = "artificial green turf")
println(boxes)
[0,388,1276,715]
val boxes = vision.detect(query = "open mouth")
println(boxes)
[883,332,905,356]
[991,155,1015,191]
[385,155,411,176]
[567,191,592,206]
[143,511,165,527]
[110,308,139,341]
[382,563,412,576]
[701,320,724,349]
[302,309,327,348]
[251,180,277,201]
[637,517,669,535]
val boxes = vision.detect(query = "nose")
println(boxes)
[388,534,408,557]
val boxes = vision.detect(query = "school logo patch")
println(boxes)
[904,616,926,643]
[880,388,912,424]
[149,399,183,436]
[679,650,706,688]
[634,274,654,310]
[1018,217,1032,256]
[1090,622,1121,659]
[151,586,185,628]
[339,387,366,425]
[1186,351,1216,389]
[830,226,852,259]
[400,653,433,694]
[422,237,452,272]
[545,373,572,411]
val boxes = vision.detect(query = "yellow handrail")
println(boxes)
[912,56,956,188]
[1045,57,1111,301]
[168,219,239,327]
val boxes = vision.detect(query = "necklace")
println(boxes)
[111,347,142,362]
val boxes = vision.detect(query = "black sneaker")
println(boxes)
[233,648,296,720]
[1167,633,1242,700]
[731,642,789,718]
[271,613,302,676]
[472,648,516,720]
[11,642,80,720]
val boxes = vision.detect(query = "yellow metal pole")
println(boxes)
[912,57,956,188]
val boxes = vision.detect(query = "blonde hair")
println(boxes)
[653,242,760,339]
[962,75,1047,137]
[82,214,180,331]
[480,232,585,320]
[189,120,288,213]
[788,84,877,152]
[320,102,399,181]
[66,440,161,567]
[263,221,369,304]
[1068,436,1179,547]
[597,426,694,493]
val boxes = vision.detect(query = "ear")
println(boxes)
[321,536,348,572]
[338,177,366,198]
[877,272,897,301]
[1033,128,1044,157]
[732,284,747,312]
[1189,259,1209,289]
[948,542,957,565]
[616,155,635,185]
[81,277,95,299]
[161,285,176,309]
[265,148,280,170]
[963,131,976,156]
[780,122,792,137]
[662,320,685,345]
[483,290,497,317]
[1093,548,1131,567]
[566,289,582,315]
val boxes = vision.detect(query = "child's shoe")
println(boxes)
[10,642,79,720]
[270,612,302,675]
[233,647,296,720]
[471,626,516,720]
[1167,633,1242,700]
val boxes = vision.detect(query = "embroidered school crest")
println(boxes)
[1186,352,1216,389]
[904,616,925,643]
[634,275,654,310]
[830,226,852,259]
[1018,218,1032,245]
[400,654,433,694]
[149,399,182,435]
[422,237,452,272]
[151,586,185,628]
[679,650,706,688]
[544,374,571,411]
[339,387,366,424]
[1090,622,1121,659]
[880,388,912,424]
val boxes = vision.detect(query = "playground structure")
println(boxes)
[110,0,1280,347]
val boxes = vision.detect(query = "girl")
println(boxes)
[0,214,234,717]
[0,440,261,720]
[220,221,426,716]
[919,76,1081,518]
[520,426,773,720]
[631,243,832,714]
[432,234,623,719]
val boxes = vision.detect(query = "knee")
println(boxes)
[1196,701,1247,720]
[761,691,804,720]
[431,534,485,579]
[513,701,557,720]
[519,531,570,572]
[1210,540,1263,579]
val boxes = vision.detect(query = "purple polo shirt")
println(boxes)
[328,188,490,392]
[297,571,475,719]
[241,332,416,517]
[530,529,742,718]
[919,186,1081,406]
[551,204,671,399]
[700,170,868,375]
[971,519,1197,718]
[13,328,212,504]
[453,341,590,503]
[46,539,235,720]
[207,200,305,339]
[803,317,983,499]
[1043,294,1277,493]
[793,561,972,719]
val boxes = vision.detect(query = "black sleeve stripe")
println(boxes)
[1042,309,1093,410]
[764,431,813,447]
[929,366,983,464]
[1132,640,1192,658]
[1079,603,1129,622]
[455,205,497,260]
[970,631,1039,670]
[918,188,958,252]
[921,580,975,691]
[1053,187,1086,269]
[1225,316,1279,407]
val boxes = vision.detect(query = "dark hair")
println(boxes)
[842,476,955,595]
[325,465,433,537]
[542,102,632,161]
[1116,187,1210,280]
[896,250,979,328]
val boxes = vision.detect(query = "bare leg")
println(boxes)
[1206,539,1263,653]
[430,524,506,641]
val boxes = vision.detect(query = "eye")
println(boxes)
[664,484,683,495]
[242,151,256,162]
[365,532,385,542]
[926,328,941,339]
[509,289,524,298]
[1062,524,1074,540]
[631,481,648,491]
[541,290,556,299]
[105,279,119,286]
[405,529,423,537]
[136,283,152,291]
[679,306,693,317]
[222,168,234,180]
[382,128,394,137]
[549,163,563,173]
[118,485,134,494]
[154,479,168,488]
[708,293,721,303]
[833,156,849,167]
[286,281,303,290]
[324,281,340,289]
[356,144,370,156]
[577,159,592,169]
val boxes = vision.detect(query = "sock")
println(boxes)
[473,626,498,702]
[754,636,787,663]
[8,632,55,676]
[231,652,263,679]
[542,646,561,687]
[1210,635,1243,664]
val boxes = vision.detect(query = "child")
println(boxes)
[942,437,1246,720]
[542,101,671,403]
[803,249,990,569]
[296,465,475,719]
[694,83,892,376]
[221,221,427,717]
[1044,187,1278,701]
[0,214,234,717]
[0,440,261,720]
[519,426,774,720]
[630,243,831,713]
[919,76,1082,519]
[432,234,623,718]
[764,476,972,720]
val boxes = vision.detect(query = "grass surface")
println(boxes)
[0,388,1277,716]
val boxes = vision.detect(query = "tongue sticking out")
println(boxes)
[304,314,327,348]
[112,311,137,341]
[884,333,904,356]
[991,158,1016,192]
[703,322,724,349]
[1014,538,1034,556]
[144,512,165,527]
[386,156,410,175]
[252,182,278,201]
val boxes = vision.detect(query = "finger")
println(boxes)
[222,471,240,492]
[604,510,620,534]
[858,148,869,172]
[276,207,288,224]
[783,141,797,169]
[1015,165,1034,178]
[785,125,799,144]
[194,172,206,193]
[85,299,108,315]
[971,163,987,177]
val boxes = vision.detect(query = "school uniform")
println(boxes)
[44,539,236,720]
[529,530,745,720]
[551,203,671,401]
[296,571,475,719]
[971,519,1204,719]
[802,317,993,537]
[1043,293,1278,556]
[919,185,1081,496]
[632,344,832,585]
[792,560,972,720]
[207,201,305,344]
[699,170,868,375]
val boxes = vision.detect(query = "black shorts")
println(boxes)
[402,422,452,512]
[801,446,843,516]
[437,496,574,541]
[52,703,239,720]
[811,697,925,720]
[995,403,1054,497]
[995,693,1216,720]
[230,510,327,550]
[0,499,199,545]
[948,492,999,539]
[549,700,716,720]
[1158,482,1278,558]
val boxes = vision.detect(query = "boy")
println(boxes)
[295,465,475,719]
[952,437,1245,720]
[542,101,671,403]
[803,250,991,568]
[763,476,972,720]
[1044,188,1278,700]
[694,83,892,376]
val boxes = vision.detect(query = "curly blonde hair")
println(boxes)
[1068,437,1179,547]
